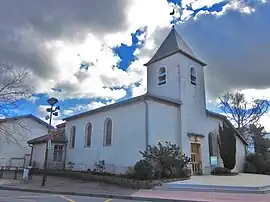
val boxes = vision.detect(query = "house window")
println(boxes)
[69,126,76,148]
[158,66,167,86]
[85,122,92,148]
[190,67,196,86]
[53,145,64,162]
[103,118,112,147]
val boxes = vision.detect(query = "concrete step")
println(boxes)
[155,183,270,194]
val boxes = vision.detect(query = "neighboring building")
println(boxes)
[28,26,248,174]
[28,123,67,169]
[0,114,51,168]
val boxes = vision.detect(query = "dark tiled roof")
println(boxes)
[0,114,54,129]
[206,110,248,145]
[28,128,67,144]
[144,27,206,66]
[62,93,182,121]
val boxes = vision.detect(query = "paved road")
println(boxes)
[0,190,149,202]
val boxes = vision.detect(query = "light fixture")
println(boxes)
[47,97,58,106]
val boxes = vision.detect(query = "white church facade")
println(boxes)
[29,27,248,175]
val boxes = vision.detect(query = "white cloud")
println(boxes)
[37,104,63,127]
[37,105,51,118]
[182,0,225,10]
[63,100,116,117]
[62,109,74,116]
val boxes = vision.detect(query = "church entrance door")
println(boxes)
[190,143,202,175]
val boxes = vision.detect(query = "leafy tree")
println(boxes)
[218,122,236,170]
[219,92,269,131]
[0,62,34,143]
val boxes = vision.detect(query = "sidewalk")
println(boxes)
[131,190,270,202]
[1,173,270,201]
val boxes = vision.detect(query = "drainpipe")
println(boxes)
[63,144,67,170]
[28,144,33,166]
[177,65,183,152]
[142,97,149,150]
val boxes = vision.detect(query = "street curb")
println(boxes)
[0,185,202,202]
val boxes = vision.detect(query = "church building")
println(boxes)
[29,27,248,175]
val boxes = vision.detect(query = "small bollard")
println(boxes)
[13,167,18,180]
[0,167,3,178]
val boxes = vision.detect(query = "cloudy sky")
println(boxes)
[1,0,270,129]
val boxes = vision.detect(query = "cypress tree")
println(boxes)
[218,121,236,170]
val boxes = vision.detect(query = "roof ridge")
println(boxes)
[144,27,206,66]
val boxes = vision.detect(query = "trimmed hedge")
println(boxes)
[31,169,189,189]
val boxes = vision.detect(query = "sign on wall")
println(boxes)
[210,156,218,166]
[47,140,52,150]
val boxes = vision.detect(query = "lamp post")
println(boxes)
[41,97,60,186]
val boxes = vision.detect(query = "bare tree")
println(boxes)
[219,92,269,130]
[0,62,34,144]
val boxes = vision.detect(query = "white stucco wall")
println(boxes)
[233,136,246,173]
[65,101,147,173]
[147,53,182,101]
[147,100,179,146]
[32,143,46,169]
[0,117,48,167]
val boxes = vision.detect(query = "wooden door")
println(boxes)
[190,143,202,174]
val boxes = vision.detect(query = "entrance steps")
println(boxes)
[155,182,270,194]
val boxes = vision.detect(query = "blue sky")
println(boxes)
[1,0,270,129]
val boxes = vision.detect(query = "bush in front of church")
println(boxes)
[133,159,154,180]
[133,141,191,180]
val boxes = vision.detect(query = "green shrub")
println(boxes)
[243,162,257,174]
[245,153,270,174]
[139,141,190,179]
[134,160,153,180]
[211,167,231,175]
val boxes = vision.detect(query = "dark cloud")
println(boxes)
[176,1,270,99]
[0,0,130,80]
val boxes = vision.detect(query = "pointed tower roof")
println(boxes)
[145,26,206,66]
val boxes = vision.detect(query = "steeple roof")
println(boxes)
[145,26,206,66]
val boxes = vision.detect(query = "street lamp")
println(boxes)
[41,97,60,186]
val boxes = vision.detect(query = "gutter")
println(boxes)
[142,97,149,150]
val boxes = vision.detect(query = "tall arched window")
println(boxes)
[70,126,76,149]
[158,66,167,86]
[190,67,196,86]
[103,118,112,147]
[208,132,214,157]
[85,122,92,148]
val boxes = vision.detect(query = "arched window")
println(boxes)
[70,126,76,149]
[103,118,112,147]
[190,67,196,86]
[85,122,92,148]
[208,133,214,157]
[158,67,167,86]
